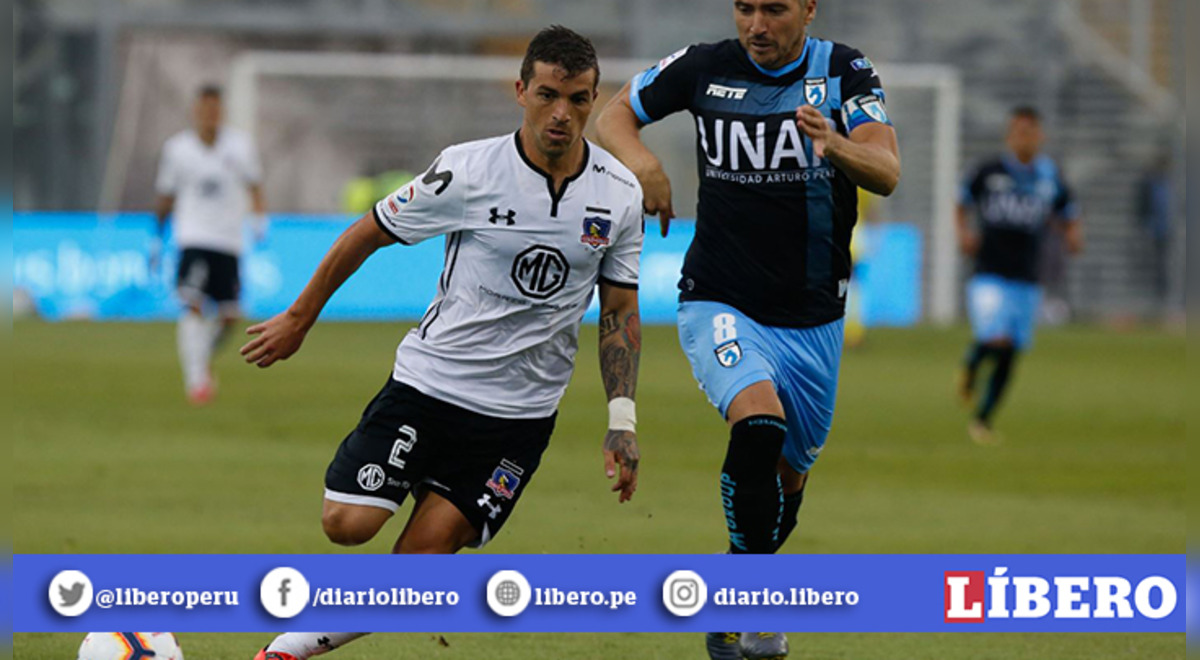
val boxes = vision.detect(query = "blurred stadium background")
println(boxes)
[13,0,1187,323]
[12,3,1186,657]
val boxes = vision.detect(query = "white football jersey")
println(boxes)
[374,132,645,418]
[155,128,262,255]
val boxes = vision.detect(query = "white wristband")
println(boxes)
[608,397,637,432]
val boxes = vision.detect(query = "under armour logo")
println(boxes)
[477,493,503,519]
[489,207,517,226]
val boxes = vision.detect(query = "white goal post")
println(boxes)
[228,52,962,323]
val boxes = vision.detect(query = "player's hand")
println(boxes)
[959,231,980,256]
[634,163,675,237]
[239,310,309,368]
[602,429,640,503]
[796,105,837,159]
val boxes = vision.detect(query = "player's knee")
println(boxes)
[321,508,381,546]
[727,383,786,425]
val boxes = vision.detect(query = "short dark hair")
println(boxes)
[1011,106,1041,122]
[520,25,600,88]
[197,85,223,100]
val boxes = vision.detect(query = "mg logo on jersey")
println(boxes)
[512,245,570,300]
[944,568,1179,623]
[804,78,828,107]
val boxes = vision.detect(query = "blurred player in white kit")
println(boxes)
[154,85,267,404]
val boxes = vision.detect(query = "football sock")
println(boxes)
[976,347,1017,424]
[177,311,212,391]
[267,633,369,659]
[963,343,994,388]
[210,316,234,352]
[721,415,787,554]
[774,487,807,551]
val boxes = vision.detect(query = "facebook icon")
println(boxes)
[260,567,309,618]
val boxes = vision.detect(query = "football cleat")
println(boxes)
[968,419,1002,446]
[740,632,789,660]
[253,648,299,660]
[705,632,742,660]
[188,382,214,406]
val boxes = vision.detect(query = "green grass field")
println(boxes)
[11,632,1186,660]
[12,321,1185,658]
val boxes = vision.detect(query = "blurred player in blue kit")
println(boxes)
[956,106,1083,445]
[597,0,900,657]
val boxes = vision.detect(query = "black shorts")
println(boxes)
[177,248,240,306]
[325,378,556,547]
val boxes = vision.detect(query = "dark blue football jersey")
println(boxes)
[631,37,893,327]
[960,154,1080,283]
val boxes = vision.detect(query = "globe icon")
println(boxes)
[494,580,522,606]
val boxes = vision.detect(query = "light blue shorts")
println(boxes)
[967,274,1042,350]
[677,300,844,473]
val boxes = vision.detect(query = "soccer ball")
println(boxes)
[78,633,184,660]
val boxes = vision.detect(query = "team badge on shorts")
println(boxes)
[804,78,828,107]
[357,464,386,492]
[486,459,525,500]
[715,340,743,368]
[580,217,613,249]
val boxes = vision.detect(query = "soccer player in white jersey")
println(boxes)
[155,85,267,404]
[241,27,645,660]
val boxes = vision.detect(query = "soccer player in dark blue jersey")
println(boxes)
[597,1,900,657]
[956,106,1083,445]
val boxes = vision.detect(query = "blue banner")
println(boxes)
[16,554,1183,633]
[13,213,921,325]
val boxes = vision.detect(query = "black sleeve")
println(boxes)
[960,166,985,208]
[1053,173,1081,222]
[628,45,705,125]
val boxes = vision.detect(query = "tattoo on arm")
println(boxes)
[603,429,640,474]
[599,309,641,400]
[599,311,620,338]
